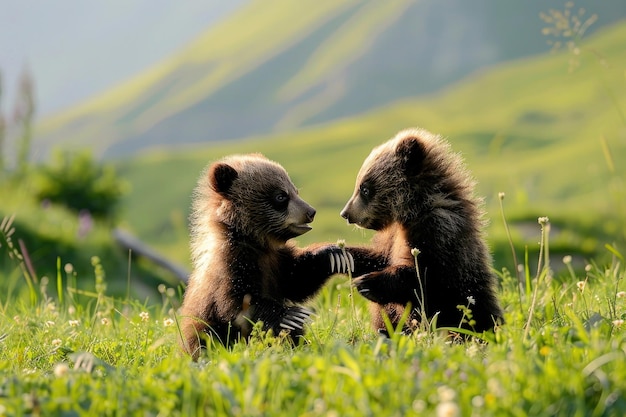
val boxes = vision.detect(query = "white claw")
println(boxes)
[338,252,345,273]
[334,253,341,273]
[329,253,335,273]
[282,319,302,329]
[294,311,310,320]
[290,314,306,323]
[347,252,355,273]
[280,322,296,330]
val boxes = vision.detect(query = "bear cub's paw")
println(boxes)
[279,305,315,332]
[352,273,391,304]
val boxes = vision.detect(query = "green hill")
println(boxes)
[116,21,626,269]
[35,0,626,159]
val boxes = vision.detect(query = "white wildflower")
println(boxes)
[436,401,460,417]
[437,386,456,402]
[471,395,484,408]
[139,311,150,322]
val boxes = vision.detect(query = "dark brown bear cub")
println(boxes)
[180,154,350,359]
[341,128,503,335]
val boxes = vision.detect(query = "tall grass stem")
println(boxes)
[498,192,522,311]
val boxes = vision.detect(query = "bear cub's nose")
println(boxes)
[306,209,316,223]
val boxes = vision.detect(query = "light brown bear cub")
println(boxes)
[341,128,503,335]
[180,153,350,359]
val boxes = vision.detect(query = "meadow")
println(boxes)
[1,213,625,415]
[1,11,626,417]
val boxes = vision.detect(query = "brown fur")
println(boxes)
[341,128,503,335]
[180,154,348,359]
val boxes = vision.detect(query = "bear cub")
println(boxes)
[341,128,504,335]
[180,153,351,359]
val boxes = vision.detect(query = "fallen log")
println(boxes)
[112,228,189,283]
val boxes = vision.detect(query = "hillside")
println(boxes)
[34,0,626,159]
[116,20,626,268]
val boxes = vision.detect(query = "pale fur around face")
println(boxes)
[189,154,314,269]
[343,128,481,231]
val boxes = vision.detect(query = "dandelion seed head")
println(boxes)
[411,248,421,257]
[157,284,166,294]
[538,216,550,225]
[54,363,70,378]
[101,318,111,326]
[562,255,572,265]
[613,319,624,327]
[576,281,586,292]
[498,192,505,200]
[617,291,626,299]
[585,264,592,272]
[64,263,74,274]
[163,318,175,327]
[467,295,476,305]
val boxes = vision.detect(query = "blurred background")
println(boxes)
[1,0,625,299]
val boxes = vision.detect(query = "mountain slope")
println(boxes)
[117,21,626,265]
[35,0,626,159]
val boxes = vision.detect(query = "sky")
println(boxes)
[0,0,246,117]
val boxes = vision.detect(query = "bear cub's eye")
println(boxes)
[360,184,372,199]
[271,191,290,209]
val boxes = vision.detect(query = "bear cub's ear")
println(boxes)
[209,163,238,194]
[396,136,427,176]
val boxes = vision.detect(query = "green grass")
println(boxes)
[1,223,625,415]
[0,179,177,301]
[2,11,626,417]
